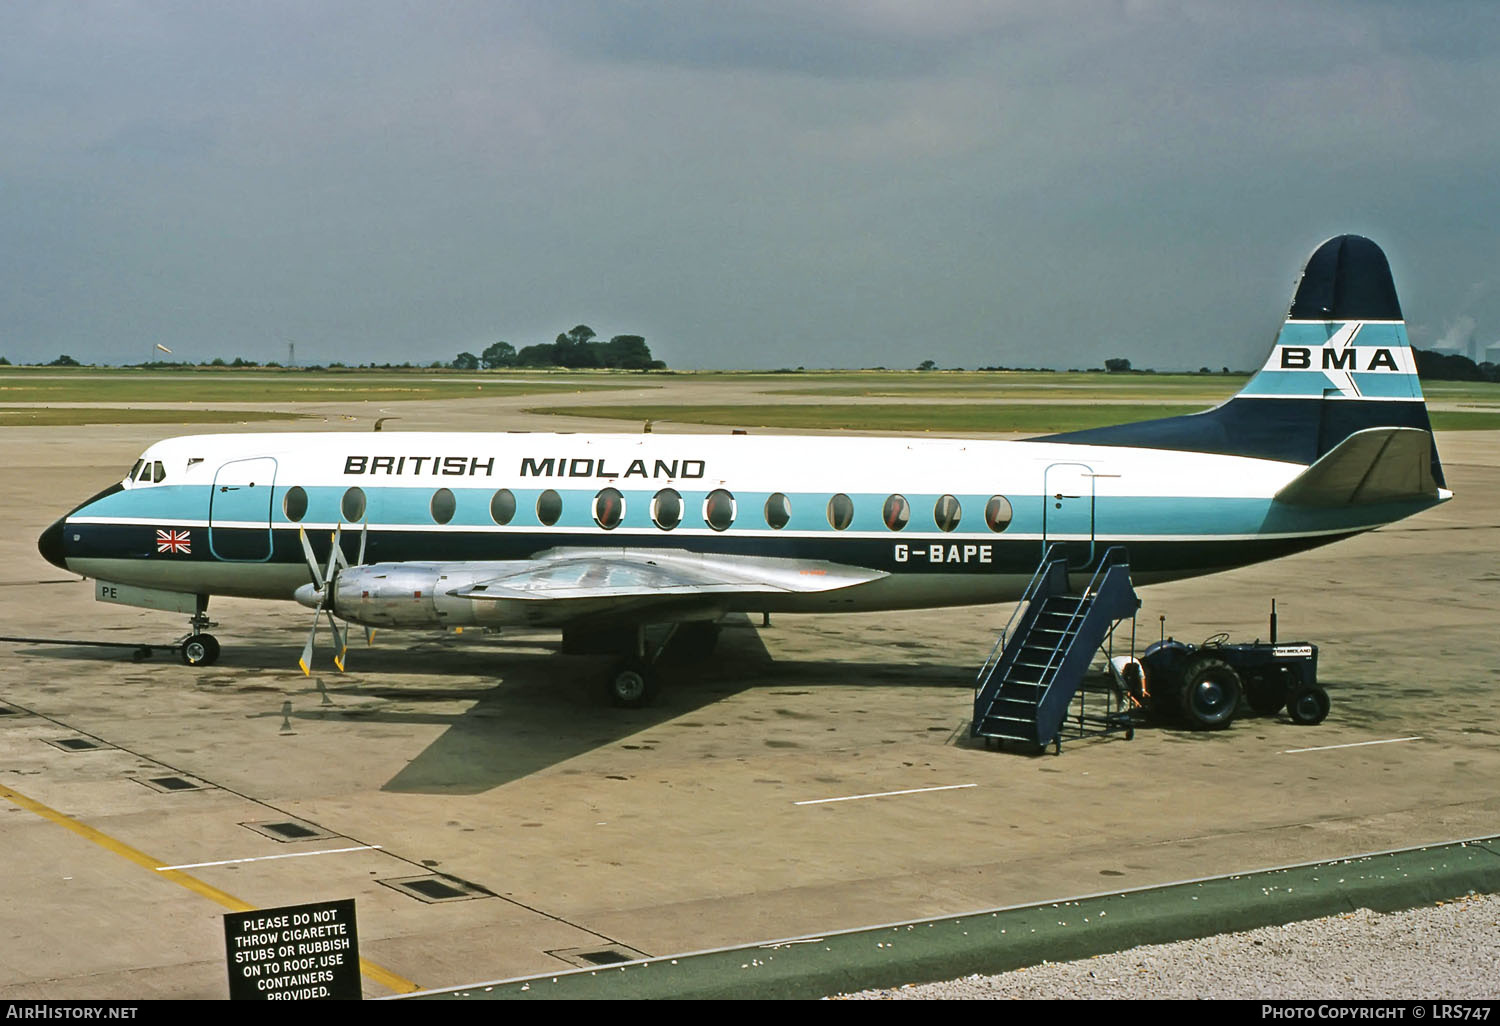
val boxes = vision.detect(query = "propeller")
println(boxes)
[297,526,347,675]
[295,521,370,675]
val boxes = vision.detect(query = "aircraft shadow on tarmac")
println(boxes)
[366,623,974,795]
[8,616,975,795]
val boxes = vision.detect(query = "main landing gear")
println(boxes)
[603,621,721,709]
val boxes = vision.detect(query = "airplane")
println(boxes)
[37,235,1449,707]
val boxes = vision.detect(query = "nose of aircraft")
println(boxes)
[37,518,68,571]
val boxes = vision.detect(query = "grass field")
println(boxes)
[765,371,1249,401]
[535,402,1500,434]
[532,403,1211,433]
[0,407,307,427]
[2,366,1495,431]
[0,368,647,404]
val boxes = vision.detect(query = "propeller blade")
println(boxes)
[299,528,325,590]
[355,520,368,566]
[325,525,342,584]
[324,609,348,672]
[298,608,320,676]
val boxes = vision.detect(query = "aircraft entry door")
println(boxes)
[1042,462,1095,569]
[209,458,277,561]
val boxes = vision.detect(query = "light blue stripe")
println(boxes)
[76,483,1443,543]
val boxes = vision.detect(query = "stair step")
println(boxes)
[974,548,1140,749]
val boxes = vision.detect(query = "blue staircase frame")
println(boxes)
[972,545,1139,751]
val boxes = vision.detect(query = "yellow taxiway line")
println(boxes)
[0,780,420,995]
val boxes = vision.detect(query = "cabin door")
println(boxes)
[209,458,277,561]
[1042,463,1095,569]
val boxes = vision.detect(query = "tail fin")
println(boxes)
[1042,235,1445,487]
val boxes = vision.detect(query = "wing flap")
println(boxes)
[1274,427,1437,507]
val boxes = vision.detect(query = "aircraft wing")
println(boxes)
[1274,426,1439,507]
[447,548,886,618]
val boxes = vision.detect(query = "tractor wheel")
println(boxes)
[1286,684,1330,725]
[1178,656,1242,730]
[1244,671,1287,717]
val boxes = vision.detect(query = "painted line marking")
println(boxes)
[795,783,976,806]
[157,844,383,871]
[0,781,418,995]
[1284,736,1423,754]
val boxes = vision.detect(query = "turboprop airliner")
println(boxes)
[37,236,1449,706]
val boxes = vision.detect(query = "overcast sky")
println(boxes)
[3,2,1497,371]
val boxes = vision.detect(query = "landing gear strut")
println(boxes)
[603,623,686,708]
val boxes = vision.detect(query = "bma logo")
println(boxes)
[1279,347,1400,371]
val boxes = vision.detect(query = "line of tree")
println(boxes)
[1413,347,1500,382]
[455,325,665,371]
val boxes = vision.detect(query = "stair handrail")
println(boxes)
[975,543,1066,696]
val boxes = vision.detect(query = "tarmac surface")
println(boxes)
[1,381,1497,999]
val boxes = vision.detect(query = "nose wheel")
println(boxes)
[178,607,220,667]
[180,632,221,666]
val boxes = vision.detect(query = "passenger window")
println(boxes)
[593,487,624,530]
[704,489,735,532]
[764,492,791,530]
[430,487,456,525]
[827,493,854,531]
[882,494,910,531]
[490,489,516,526]
[934,494,961,532]
[537,489,562,526]
[985,495,1013,532]
[652,488,682,530]
[341,486,366,522]
[283,486,308,523]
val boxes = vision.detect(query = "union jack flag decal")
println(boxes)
[156,529,191,555]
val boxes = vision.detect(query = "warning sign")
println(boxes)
[224,898,361,1001]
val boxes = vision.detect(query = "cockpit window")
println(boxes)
[130,459,166,484]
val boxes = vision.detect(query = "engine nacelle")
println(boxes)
[331,563,447,628]
[325,562,592,629]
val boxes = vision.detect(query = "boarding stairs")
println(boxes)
[972,545,1140,752]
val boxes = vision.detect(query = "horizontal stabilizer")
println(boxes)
[1274,427,1437,508]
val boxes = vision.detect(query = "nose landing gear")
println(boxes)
[178,610,220,667]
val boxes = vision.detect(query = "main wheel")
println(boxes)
[605,660,659,709]
[181,633,220,667]
[1178,656,1241,730]
[1286,684,1330,725]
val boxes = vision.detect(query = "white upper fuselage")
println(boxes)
[54,428,1433,618]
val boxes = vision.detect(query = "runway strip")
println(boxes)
[0,781,420,996]
[404,836,1500,1001]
